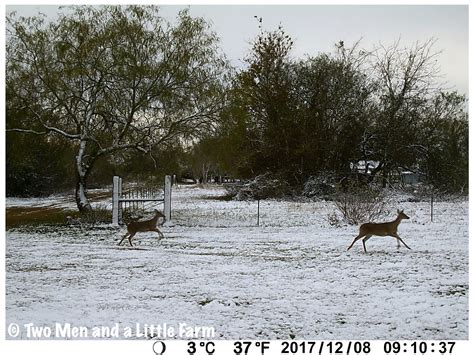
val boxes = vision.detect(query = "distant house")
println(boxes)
[401,171,420,185]
[350,160,420,185]
[350,160,380,174]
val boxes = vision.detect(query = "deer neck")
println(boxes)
[393,215,403,226]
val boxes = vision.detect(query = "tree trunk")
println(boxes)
[75,175,92,213]
[75,139,93,213]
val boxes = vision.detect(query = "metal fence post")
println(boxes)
[118,177,123,223]
[164,175,172,223]
[257,199,260,226]
[430,193,434,222]
[112,176,120,226]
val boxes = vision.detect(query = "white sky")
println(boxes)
[5,3,469,95]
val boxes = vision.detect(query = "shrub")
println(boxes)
[226,173,289,200]
[333,186,389,225]
[303,173,337,199]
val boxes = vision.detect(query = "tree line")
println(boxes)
[6,6,468,212]
[207,27,468,194]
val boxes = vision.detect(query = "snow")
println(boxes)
[5,185,468,340]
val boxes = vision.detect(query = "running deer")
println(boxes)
[347,209,411,253]
[118,209,165,247]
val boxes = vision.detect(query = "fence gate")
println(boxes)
[112,175,172,226]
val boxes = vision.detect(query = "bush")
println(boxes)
[226,173,289,200]
[333,186,389,225]
[303,173,337,199]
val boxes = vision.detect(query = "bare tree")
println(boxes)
[374,38,441,106]
[6,6,228,212]
[366,38,442,185]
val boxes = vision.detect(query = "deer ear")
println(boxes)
[397,209,401,214]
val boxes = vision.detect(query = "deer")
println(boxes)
[118,209,165,247]
[347,209,411,253]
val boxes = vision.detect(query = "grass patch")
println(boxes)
[6,206,111,230]
[198,297,214,306]
[6,207,80,230]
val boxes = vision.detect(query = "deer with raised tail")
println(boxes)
[118,209,165,247]
[347,209,411,253]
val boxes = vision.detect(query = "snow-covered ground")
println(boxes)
[5,185,468,339]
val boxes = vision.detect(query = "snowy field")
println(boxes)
[5,185,468,340]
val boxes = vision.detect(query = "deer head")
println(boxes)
[397,209,410,220]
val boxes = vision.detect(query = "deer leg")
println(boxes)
[128,232,136,247]
[390,233,411,250]
[118,233,130,246]
[347,234,365,251]
[153,228,164,240]
[362,235,372,253]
